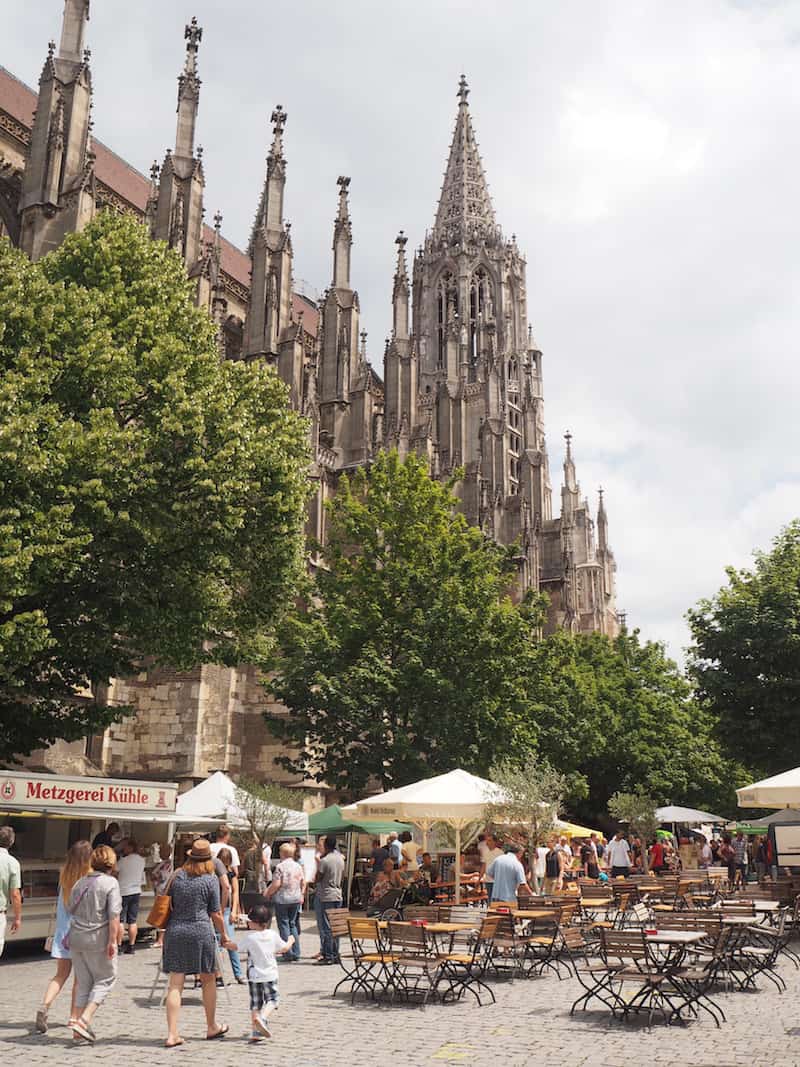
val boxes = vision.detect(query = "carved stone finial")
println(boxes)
[149,160,159,182]
[395,229,407,249]
[213,209,222,233]
[458,74,469,105]
[564,430,573,458]
[185,16,202,51]
[48,40,56,58]
[83,47,91,63]
[337,175,351,192]
[270,104,287,135]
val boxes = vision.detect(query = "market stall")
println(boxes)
[0,769,207,944]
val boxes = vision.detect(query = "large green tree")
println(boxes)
[265,450,544,793]
[0,213,309,760]
[526,628,737,821]
[687,520,800,777]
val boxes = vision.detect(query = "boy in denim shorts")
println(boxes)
[229,903,294,1042]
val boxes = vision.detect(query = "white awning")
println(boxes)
[737,767,800,808]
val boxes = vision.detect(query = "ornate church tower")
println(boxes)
[19,0,95,260]
[384,77,618,634]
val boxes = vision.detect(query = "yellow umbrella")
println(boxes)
[557,820,602,838]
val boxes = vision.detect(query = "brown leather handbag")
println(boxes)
[146,875,175,929]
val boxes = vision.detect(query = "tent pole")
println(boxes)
[345,830,356,909]
[455,826,461,905]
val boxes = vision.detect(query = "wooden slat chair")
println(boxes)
[328,908,354,996]
[384,921,442,1006]
[593,890,631,932]
[337,917,397,1003]
[668,926,732,1027]
[486,913,531,980]
[566,925,628,1015]
[720,900,757,917]
[621,900,652,929]
[522,923,575,980]
[737,910,790,992]
[435,913,500,1005]
[599,929,674,1025]
[404,905,441,922]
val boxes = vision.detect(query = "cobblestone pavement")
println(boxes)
[3,924,800,1067]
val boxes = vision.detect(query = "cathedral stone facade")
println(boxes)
[0,4,619,789]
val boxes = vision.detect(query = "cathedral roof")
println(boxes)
[0,65,319,335]
[432,75,498,244]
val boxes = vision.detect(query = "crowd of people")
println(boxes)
[0,816,780,1045]
[0,820,349,1046]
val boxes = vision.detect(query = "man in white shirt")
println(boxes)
[606,831,632,877]
[210,824,240,876]
[116,837,146,954]
[479,834,504,901]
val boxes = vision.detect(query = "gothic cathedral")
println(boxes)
[0,4,618,787]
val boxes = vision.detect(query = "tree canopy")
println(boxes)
[265,450,544,793]
[525,628,737,821]
[0,213,309,760]
[687,519,800,778]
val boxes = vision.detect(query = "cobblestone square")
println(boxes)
[2,924,800,1067]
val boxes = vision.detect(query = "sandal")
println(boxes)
[206,1024,228,1040]
[165,1038,185,1048]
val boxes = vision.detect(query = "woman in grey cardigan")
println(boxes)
[67,845,121,1043]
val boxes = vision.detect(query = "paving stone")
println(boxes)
[3,924,800,1066]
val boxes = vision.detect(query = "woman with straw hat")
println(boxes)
[162,838,231,1047]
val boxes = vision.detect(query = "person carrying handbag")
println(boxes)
[34,840,93,1034]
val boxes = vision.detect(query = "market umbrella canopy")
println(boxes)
[655,804,725,824]
[737,768,800,809]
[351,768,505,823]
[308,804,411,836]
[175,771,308,834]
[350,769,505,903]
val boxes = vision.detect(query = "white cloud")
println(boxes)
[5,0,800,661]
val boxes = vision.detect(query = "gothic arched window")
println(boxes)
[436,271,456,369]
[469,268,492,370]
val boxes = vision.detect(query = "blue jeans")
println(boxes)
[275,902,301,960]
[315,896,341,961]
[223,906,242,978]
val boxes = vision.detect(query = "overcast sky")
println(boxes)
[7,1,800,662]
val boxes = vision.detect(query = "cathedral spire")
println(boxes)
[563,430,577,491]
[58,0,90,65]
[175,16,202,159]
[597,486,608,551]
[249,105,287,250]
[432,75,497,245]
[333,175,352,289]
[392,230,409,340]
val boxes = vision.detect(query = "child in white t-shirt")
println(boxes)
[229,904,294,1042]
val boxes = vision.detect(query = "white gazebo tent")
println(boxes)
[176,771,308,835]
[737,767,800,809]
[348,769,504,902]
[655,805,725,824]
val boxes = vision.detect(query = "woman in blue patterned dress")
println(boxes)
[162,838,231,1047]
[34,840,92,1034]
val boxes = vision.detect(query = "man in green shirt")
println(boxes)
[0,825,22,956]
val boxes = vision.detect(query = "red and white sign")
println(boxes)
[0,772,177,814]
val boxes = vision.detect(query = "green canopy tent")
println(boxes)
[308,805,414,907]
[308,804,412,837]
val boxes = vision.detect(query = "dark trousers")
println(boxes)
[315,897,341,961]
[611,866,630,878]
[275,902,301,960]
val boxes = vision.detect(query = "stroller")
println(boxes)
[365,884,420,920]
